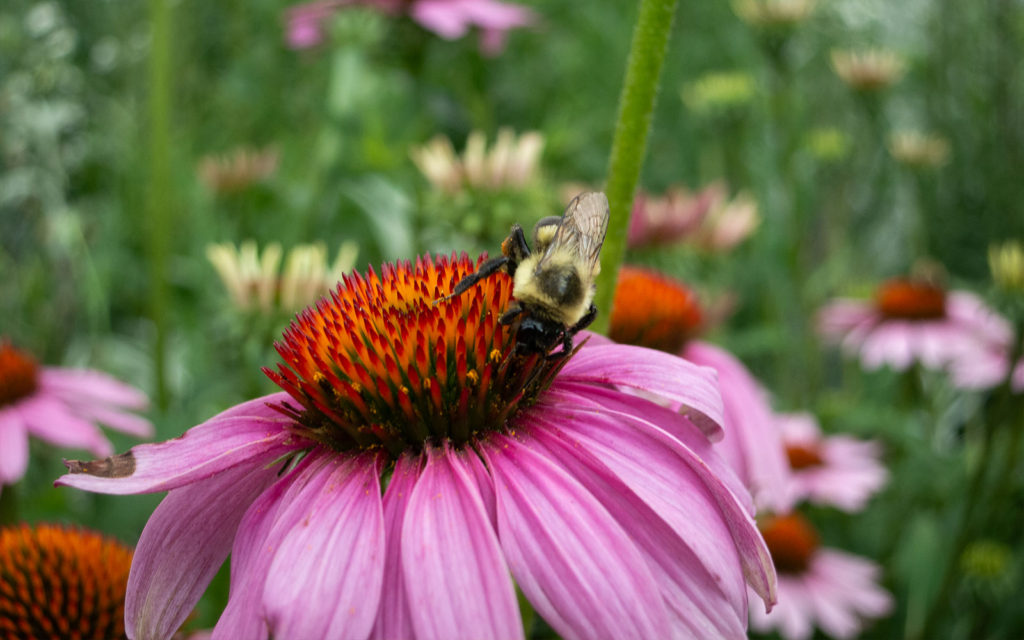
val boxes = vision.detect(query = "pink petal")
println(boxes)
[0,408,28,484]
[411,1,472,38]
[816,300,876,338]
[214,450,340,639]
[126,455,283,640]
[401,444,522,640]
[18,395,113,457]
[539,391,776,613]
[457,0,535,29]
[56,393,303,494]
[527,424,748,638]
[67,402,154,438]
[370,453,421,640]
[546,382,752,515]
[683,341,793,513]
[558,343,725,440]
[481,432,670,640]
[40,368,148,409]
[262,453,386,639]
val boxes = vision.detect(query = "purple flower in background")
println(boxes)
[285,0,534,54]
[776,412,888,513]
[751,513,892,640]
[0,339,152,495]
[818,278,1012,380]
[58,254,775,640]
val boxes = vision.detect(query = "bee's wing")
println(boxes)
[536,191,610,275]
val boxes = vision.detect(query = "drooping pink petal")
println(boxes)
[17,395,113,457]
[527,423,748,638]
[538,390,776,613]
[684,341,794,513]
[481,432,671,640]
[56,393,303,494]
[546,381,752,515]
[401,444,522,640]
[39,368,149,409]
[262,453,386,640]
[370,453,421,640]
[0,408,28,484]
[558,343,725,440]
[126,455,284,640]
[214,450,340,639]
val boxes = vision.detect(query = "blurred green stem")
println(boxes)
[591,0,678,334]
[146,0,173,409]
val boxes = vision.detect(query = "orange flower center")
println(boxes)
[609,267,703,353]
[266,253,565,457]
[0,342,39,408]
[759,513,820,574]
[786,443,824,469]
[875,278,946,319]
[0,525,133,640]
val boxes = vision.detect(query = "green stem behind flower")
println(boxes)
[146,0,173,409]
[591,0,679,334]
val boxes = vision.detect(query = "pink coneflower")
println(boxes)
[776,412,888,512]
[627,184,759,252]
[751,513,893,640]
[285,0,534,55]
[818,277,1013,378]
[0,340,152,495]
[58,253,775,640]
[610,267,794,514]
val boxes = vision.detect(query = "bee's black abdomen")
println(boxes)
[537,265,584,306]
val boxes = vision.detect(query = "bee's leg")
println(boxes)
[569,304,598,333]
[445,255,508,300]
[545,331,574,361]
[498,302,524,325]
[501,224,531,272]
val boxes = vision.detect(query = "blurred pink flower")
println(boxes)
[818,278,1012,380]
[627,183,759,251]
[285,0,534,54]
[58,255,775,640]
[776,412,888,512]
[610,267,794,514]
[751,513,893,640]
[0,340,152,494]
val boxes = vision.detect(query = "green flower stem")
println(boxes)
[146,0,173,409]
[591,0,679,334]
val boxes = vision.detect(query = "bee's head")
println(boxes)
[532,215,562,252]
[514,314,564,355]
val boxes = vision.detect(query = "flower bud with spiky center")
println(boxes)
[0,524,133,640]
[0,341,39,408]
[264,253,567,458]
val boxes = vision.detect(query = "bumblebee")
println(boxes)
[446,191,610,357]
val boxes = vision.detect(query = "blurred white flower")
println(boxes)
[830,48,906,91]
[411,128,544,194]
[733,0,816,27]
[207,240,359,314]
[887,131,951,168]
[197,146,279,195]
